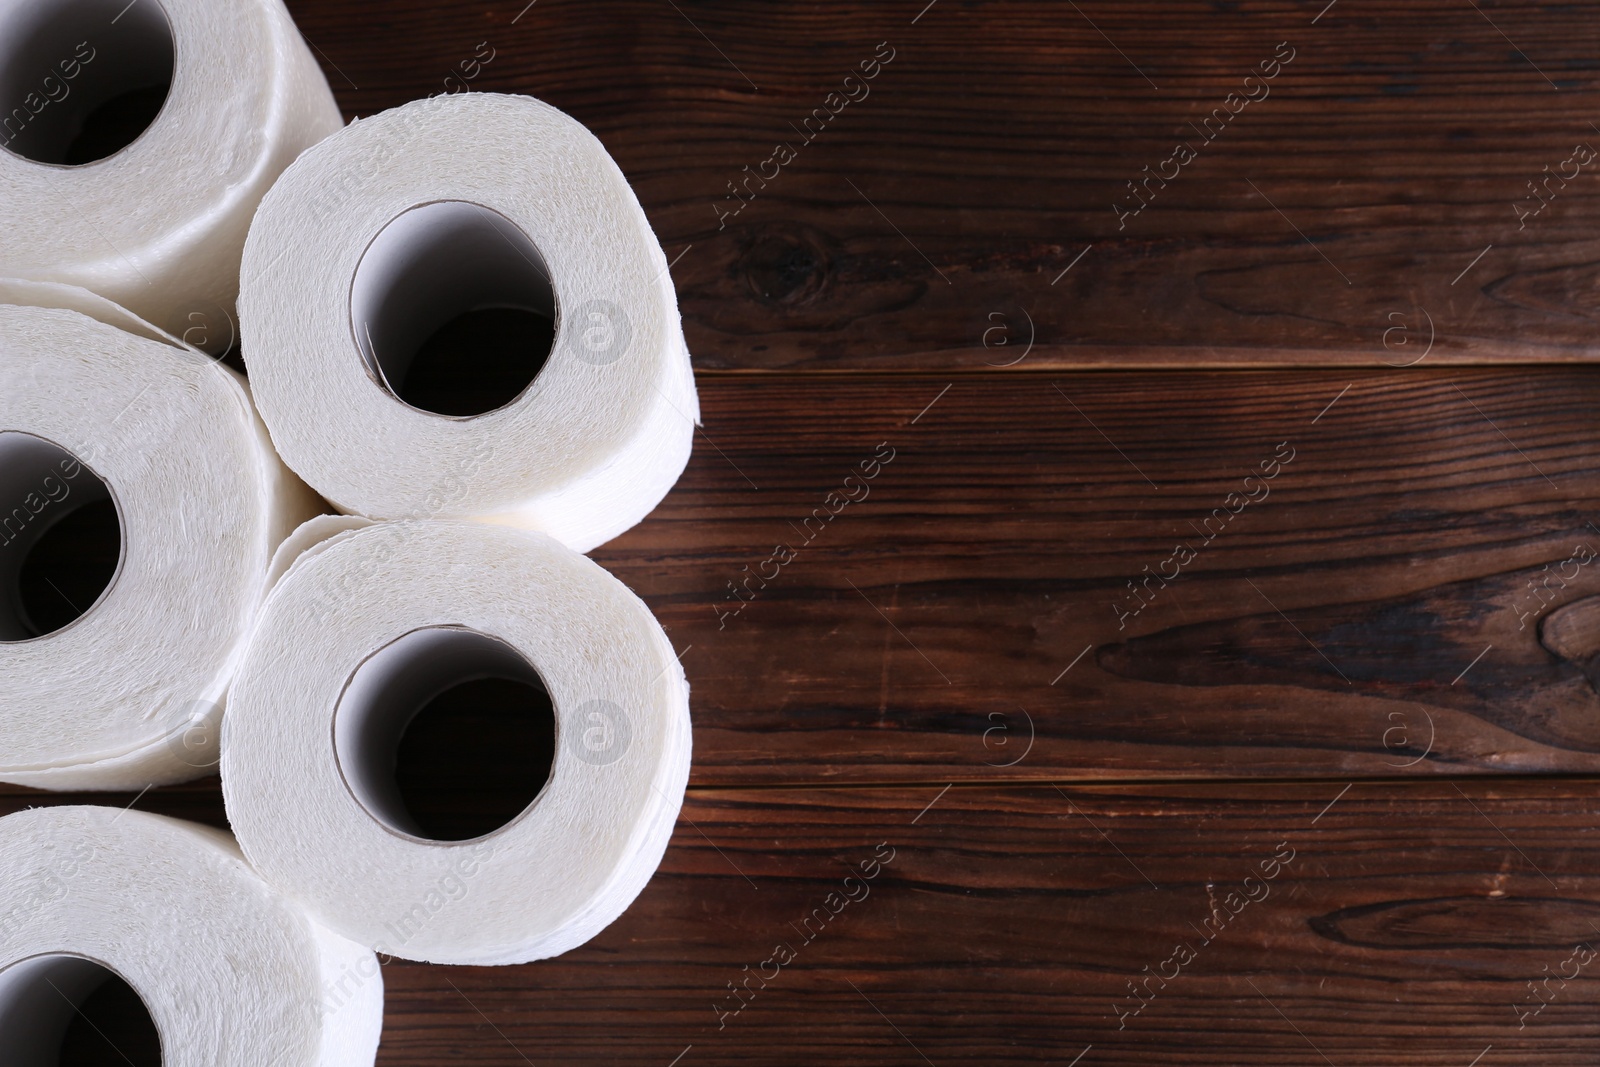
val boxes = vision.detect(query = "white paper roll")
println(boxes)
[0,305,321,789]
[0,805,382,1067]
[0,0,343,347]
[222,519,691,965]
[0,278,192,348]
[240,92,699,553]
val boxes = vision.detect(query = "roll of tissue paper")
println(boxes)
[222,519,691,965]
[0,0,343,348]
[0,278,196,347]
[240,93,698,553]
[0,806,381,1067]
[0,305,320,789]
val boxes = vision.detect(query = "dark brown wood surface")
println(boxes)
[288,0,1600,369]
[13,778,1600,1065]
[599,367,1600,784]
[22,0,1600,1063]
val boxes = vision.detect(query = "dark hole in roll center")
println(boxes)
[0,955,161,1067]
[350,201,559,420]
[393,675,557,841]
[58,970,161,1067]
[16,498,120,639]
[0,0,175,166]
[62,85,170,166]
[0,433,121,642]
[336,627,559,843]
[395,306,555,417]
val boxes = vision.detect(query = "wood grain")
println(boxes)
[285,0,1600,369]
[11,779,1600,1065]
[583,366,1600,783]
[19,1,1600,1062]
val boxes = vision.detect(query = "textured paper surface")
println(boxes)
[0,806,381,1066]
[222,520,692,965]
[0,306,321,789]
[0,0,342,343]
[240,93,699,552]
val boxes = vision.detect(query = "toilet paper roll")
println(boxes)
[0,806,382,1067]
[0,0,343,348]
[222,519,691,965]
[240,92,699,553]
[0,305,321,790]
[0,278,194,348]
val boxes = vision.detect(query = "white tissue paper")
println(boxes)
[0,806,382,1067]
[0,0,343,348]
[0,305,320,789]
[0,278,193,348]
[239,92,698,553]
[221,519,692,965]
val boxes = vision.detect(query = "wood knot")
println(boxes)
[1539,595,1600,693]
[739,225,833,307]
[1539,596,1600,663]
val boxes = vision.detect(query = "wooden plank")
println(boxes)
[9,366,1597,786]
[590,367,1600,783]
[286,0,1600,369]
[12,779,1600,1064]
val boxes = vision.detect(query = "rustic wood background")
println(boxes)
[16,0,1600,1063]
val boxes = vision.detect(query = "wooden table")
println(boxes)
[19,0,1600,1062]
